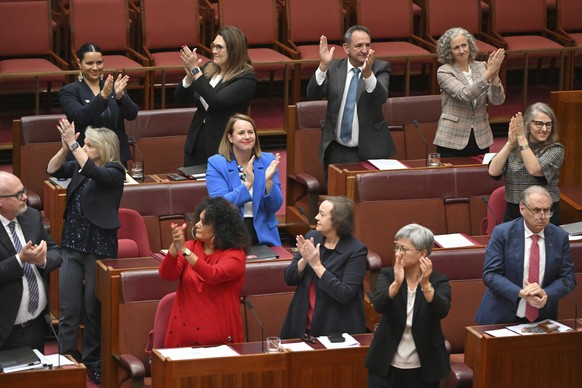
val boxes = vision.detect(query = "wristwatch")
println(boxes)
[69,142,80,151]
[182,248,192,256]
[190,67,201,76]
[519,143,530,151]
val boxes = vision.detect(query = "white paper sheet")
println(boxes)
[367,159,409,170]
[482,153,496,165]
[506,319,573,335]
[44,354,76,367]
[157,345,239,360]
[484,328,520,337]
[434,233,475,248]
[317,333,360,349]
[281,342,315,352]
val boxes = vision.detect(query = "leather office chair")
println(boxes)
[481,185,506,235]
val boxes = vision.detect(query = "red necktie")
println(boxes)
[525,234,540,322]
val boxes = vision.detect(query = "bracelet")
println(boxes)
[421,284,433,293]
[519,144,530,151]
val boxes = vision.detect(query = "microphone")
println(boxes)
[244,299,265,353]
[411,119,429,167]
[481,195,501,233]
[44,314,61,368]
[128,138,145,182]
[562,278,578,331]
[296,206,312,226]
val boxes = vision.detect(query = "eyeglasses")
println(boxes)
[393,243,418,254]
[301,333,316,344]
[0,187,26,201]
[210,43,225,52]
[523,203,554,218]
[532,121,553,130]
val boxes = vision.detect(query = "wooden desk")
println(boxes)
[328,157,485,198]
[0,357,86,387]
[151,334,373,388]
[559,186,582,223]
[465,322,582,388]
[96,257,162,388]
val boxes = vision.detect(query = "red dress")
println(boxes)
[159,240,246,347]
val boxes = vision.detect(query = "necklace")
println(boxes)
[237,164,246,181]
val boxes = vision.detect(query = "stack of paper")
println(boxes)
[317,333,360,349]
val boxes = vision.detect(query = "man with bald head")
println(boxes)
[0,172,61,352]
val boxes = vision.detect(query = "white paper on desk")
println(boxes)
[44,354,76,366]
[482,153,496,165]
[434,233,475,248]
[506,319,573,335]
[317,333,360,349]
[124,173,139,185]
[484,328,520,337]
[281,342,315,352]
[569,235,582,241]
[367,159,409,170]
[157,345,239,360]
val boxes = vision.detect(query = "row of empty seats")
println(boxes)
[1,0,581,113]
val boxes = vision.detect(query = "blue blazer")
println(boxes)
[206,153,283,246]
[475,218,576,325]
[59,79,139,162]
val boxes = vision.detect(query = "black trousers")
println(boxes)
[0,314,46,353]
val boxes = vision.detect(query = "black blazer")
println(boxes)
[51,159,125,230]
[365,267,451,383]
[175,66,257,161]
[59,79,139,162]
[280,230,368,339]
[0,208,62,347]
[306,58,395,164]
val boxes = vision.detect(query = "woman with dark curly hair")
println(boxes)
[159,197,250,347]
[434,27,505,157]
[280,196,368,339]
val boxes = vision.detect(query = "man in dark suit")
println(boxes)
[475,185,576,325]
[0,172,61,352]
[307,25,396,183]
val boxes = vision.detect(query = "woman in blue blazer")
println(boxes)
[206,114,282,246]
[59,42,138,163]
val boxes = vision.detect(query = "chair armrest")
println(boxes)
[117,353,146,380]
[293,173,321,193]
[366,250,382,272]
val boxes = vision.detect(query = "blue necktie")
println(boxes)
[340,67,361,143]
[8,221,39,315]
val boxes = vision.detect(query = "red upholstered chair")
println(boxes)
[219,0,295,110]
[140,0,210,108]
[356,0,437,96]
[144,292,175,356]
[0,0,68,114]
[69,0,150,108]
[481,185,506,235]
[555,0,582,89]
[285,0,345,102]
[489,0,571,109]
[118,208,153,258]
[424,0,499,57]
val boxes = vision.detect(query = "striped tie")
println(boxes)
[8,221,39,315]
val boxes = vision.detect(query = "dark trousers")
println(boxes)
[184,125,209,167]
[0,314,46,353]
[323,141,360,184]
[368,367,439,388]
[436,129,489,158]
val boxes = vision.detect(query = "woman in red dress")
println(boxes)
[159,197,249,347]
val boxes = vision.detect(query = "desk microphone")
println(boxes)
[562,278,578,331]
[128,138,145,181]
[296,206,312,227]
[481,195,502,232]
[244,299,265,353]
[44,314,61,368]
[411,120,429,167]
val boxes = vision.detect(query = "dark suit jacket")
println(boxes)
[206,152,283,246]
[59,79,139,162]
[175,66,257,163]
[306,58,395,165]
[0,208,62,347]
[475,218,576,325]
[50,159,125,230]
[365,267,451,383]
[280,230,368,339]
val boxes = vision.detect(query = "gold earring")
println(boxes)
[100,73,104,81]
